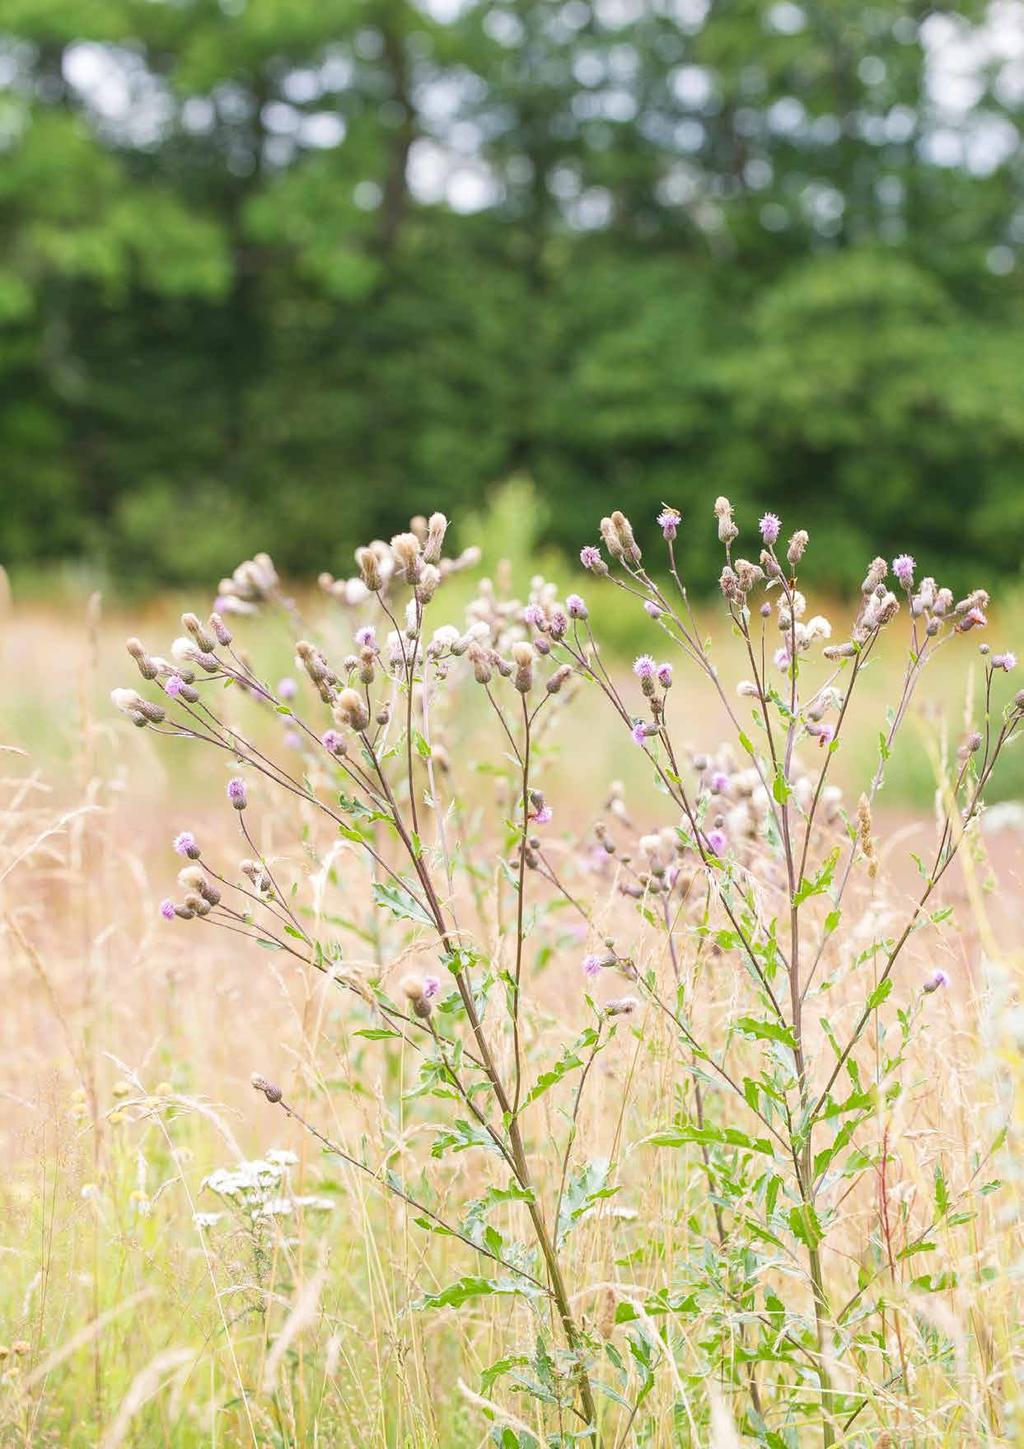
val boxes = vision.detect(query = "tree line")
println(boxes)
[1,0,1022,589]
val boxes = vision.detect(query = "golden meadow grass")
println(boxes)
[1,504,1023,1448]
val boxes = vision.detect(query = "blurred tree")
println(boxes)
[0,0,1021,587]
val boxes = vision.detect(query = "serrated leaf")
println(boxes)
[734,1015,798,1051]
[413,1275,543,1311]
[372,881,434,928]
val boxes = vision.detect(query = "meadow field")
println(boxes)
[1,512,1023,1449]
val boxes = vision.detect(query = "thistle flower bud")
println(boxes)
[183,890,211,917]
[296,640,329,685]
[735,559,764,593]
[416,564,441,603]
[227,778,247,810]
[512,641,534,694]
[469,646,493,685]
[714,496,738,546]
[423,512,448,565]
[208,612,232,646]
[786,530,809,567]
[126,638,159,680]
[923,968,949,994]
[182,612,217,654]
[610,510,641,564]
[241,858,273,892]
[546,663,573,694]
[861,558,887,595]
[321,729,346,757]
[111,688,165,726]
[358,646,376,686]
[599,517,624,561]
[165,674,200,703]
[357,547,383,592]
[333,688,371,732]
[719,566,742,603]
[400,974,433,1018]
[171,636,219,673]
[390,532,422,584]
[251,1073,283,1103]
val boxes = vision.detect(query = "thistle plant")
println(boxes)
[115,503,1021,1447]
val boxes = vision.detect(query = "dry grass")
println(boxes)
[0,586,1022,1447]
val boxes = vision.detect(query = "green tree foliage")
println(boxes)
[0,0,1021,587]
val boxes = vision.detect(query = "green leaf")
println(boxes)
[787,1203,823,1249]
[645,1122,775,1157]
[734,1016,798,1051]
[793,846,839,907]
[865,977,893,1012]
[413,1276,543,1311]
[557,1158,614,1246]
[372,881,434,928]
[772,769,793,805]
[520,1028,599,1111]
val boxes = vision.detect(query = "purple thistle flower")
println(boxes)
[657,506,680,541]
[173,831,199,858]
[566,593,588,620]
[355,625,377,648]
[422,975,441,1001]
[283,729,302,750]
[923,968,950,994]
[227,777,247,810]
[165,675,185,698]
[631,722,648,746]
[532,804,553,825]
[580,545,603,571]
[705,828,728,857]
[656,662,673,689]
[992,652,1017,671]
[633,655,656,680]
[644,600,662,619]
[759,512,781,546]
[957,606,988,633]
[710,771,730,794]
[277,676,298,701]
[892,554,915,590]
[524,603,546,630]
[321,729,344,755]
[160,899,176,921]
[582,953,603,980]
